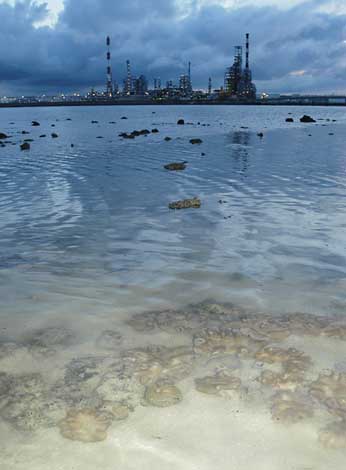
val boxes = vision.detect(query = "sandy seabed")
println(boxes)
[1,298,346,470]
[1,105,346,468]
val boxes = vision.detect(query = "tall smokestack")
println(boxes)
[126,60,132,94]
[106,36,113,96]
[245,33,250,70]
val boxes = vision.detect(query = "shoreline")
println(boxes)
[1,100,346,109]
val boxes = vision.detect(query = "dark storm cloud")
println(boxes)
[0,0,346,95]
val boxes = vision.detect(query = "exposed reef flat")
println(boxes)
[1,299,346,453]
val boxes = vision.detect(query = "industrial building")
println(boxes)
[179,62,193,96]
[224,33,256,99]
[99,34,256,101]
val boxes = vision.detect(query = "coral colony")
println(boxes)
[1,300,346,448]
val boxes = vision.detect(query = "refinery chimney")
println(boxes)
[126,60,132,95]
[245,33,250,70]
[106,36,113,96]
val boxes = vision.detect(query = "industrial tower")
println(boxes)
[179,62,193,96]
[124,60,132,95]
[106,36,113,97]
[224,33,256,99]
[238,33,257,99]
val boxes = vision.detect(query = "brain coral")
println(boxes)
[271,391,314,424]
[309,370,346,417]
[319,420,346,449]
[195,372,242,397]
[143,382,183,407]
[58,408,113,442]
[193,328,265,358]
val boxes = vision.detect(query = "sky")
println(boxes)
[0,0,346,96]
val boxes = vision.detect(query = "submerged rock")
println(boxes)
[169,197,201,210]
[143,382,183,407]
[300,115,316,123]
[23,326,74,355]
[0,372,64,431]
[190,138,203,144]
[164,162,187,171]
[257,132,264,138]
[64,356,106,392]
[20,142,30,151]
[39,134,46,138]
[119,132,135,139]
[164,137,172,141]
[96,330,123,350]
[58,408,112,442]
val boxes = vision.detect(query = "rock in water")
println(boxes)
[300,115,316,123]
[286,118,294,123]
[20,142,30,151]
[169,198,201,210]
[257,132,264,138]
[51,133,58,138]
[32,121,40,126]
[151,128,159,133]
[190,138,203,144]
[0,133,8,139]
[177,119,185,125]
[164,162,187,171]
[164,137,172,141]
[119,132,135,139]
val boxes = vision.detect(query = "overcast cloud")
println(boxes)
[0,0,346,95]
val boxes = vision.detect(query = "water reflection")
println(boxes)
[228,131,251,174]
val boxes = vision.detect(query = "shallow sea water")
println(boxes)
[1,105,346,469]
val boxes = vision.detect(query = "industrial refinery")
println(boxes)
[3,31,346,108]
[87,33,257,103]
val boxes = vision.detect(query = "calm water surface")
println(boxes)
[1,105,346,470]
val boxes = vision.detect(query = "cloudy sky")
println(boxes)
[1,0,346,96]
